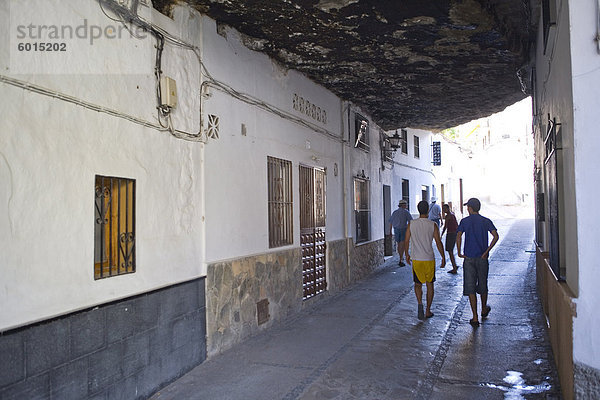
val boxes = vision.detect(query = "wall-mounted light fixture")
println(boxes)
[380,131,396,163]
[388,130,402,149]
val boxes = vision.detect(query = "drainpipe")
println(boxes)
[196,16,208,283]
[200,142,207,276]
[341,101,351,285]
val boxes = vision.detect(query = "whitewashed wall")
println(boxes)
[388,129,436,215]
[0,0,444,334]
[535,0,577,291]
[0,1,207,331]
[362,127,438,232]
[568,0,600,371]
[432,136,466,214]
[199,18,345,263]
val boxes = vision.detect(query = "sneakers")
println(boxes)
[418,304,425,320]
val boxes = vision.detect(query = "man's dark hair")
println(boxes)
[417,200,429,215]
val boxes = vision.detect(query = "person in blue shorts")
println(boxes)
[388,199,413,266]
[456,198,499,327]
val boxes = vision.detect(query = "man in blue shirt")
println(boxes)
[456,198,499,327]
[388,199,413,266]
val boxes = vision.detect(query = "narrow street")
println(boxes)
[151,218,561,400]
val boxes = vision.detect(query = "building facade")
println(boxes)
[0,1,438,398]
[532,0,600,398]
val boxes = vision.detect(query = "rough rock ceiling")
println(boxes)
[161,0,537,131]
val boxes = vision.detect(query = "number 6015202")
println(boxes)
[17,42,67,51]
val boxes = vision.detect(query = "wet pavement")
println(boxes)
[151,218,562,399]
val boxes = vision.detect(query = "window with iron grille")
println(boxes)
[354,178,370,243]
[400,129,408,154]
[402,179,410,210]
[414,135,420,159]
[354,113,369,151]
[268,156,293,248]
[94,175,135,280]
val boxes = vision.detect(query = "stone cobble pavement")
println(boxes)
[151,218,562,400]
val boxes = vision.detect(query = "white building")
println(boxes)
[0,1,438,397]
[532,0,600,398]
[433,99,534,217]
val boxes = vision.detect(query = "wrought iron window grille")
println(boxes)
[354,177,371,243]
[94,175,136,280]
[414,135,420,159]
[267,156,293,248]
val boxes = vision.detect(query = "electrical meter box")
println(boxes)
[160,76,177,109]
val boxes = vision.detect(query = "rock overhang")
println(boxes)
[155,0,538,131]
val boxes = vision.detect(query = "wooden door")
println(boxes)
[300,166,327,300]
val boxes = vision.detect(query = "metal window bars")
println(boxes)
[267,157,293,248]
[94,175,136,279]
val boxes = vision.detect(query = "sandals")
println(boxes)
[426,312,434,319]
[469,319,480,327]
[482,305,491,319]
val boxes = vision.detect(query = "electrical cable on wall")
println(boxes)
[100,0,343,144]
[0,74,169,132]
[1,1,346,144]
[98,0,206,142]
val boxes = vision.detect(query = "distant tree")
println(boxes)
[441,127,457,140]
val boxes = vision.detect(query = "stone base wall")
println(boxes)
[326,238,350,292]
[575,362,600,399]
[206,239,386,357]
[0,278,207,400]
[350,239,385,283]
[206,248,302,357]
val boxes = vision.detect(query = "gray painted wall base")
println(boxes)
[0,278,207,400]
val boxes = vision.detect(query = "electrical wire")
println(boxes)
[97,0,206,142]
[98,0,122,23]
[0,74,168,132]
[5,0,344,145]
[106,0,343,143]
[392,158,435,176]
[201,80,342,142]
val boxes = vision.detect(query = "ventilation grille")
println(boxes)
[257,299,270,325]
[207,114,219,139]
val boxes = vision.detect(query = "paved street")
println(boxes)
[151,218,562,399]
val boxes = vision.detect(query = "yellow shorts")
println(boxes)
[412,260,436,284]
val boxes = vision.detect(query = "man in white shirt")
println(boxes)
[428,197,443,227]
[405,200,446,320]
